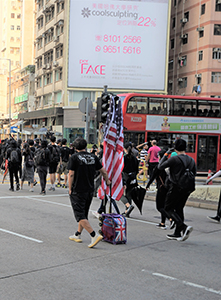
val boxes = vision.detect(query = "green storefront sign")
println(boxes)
[14,93,28,104]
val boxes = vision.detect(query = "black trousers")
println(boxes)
[37,166,48,192]
[161,183,190,234]
[148,162,158,179]
[156,187,167,224]
[9,165,19,190]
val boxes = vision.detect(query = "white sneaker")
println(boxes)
[88,233,103,248]
[29,188,34,192]
[92,211,101,219]
[69,234,82,243]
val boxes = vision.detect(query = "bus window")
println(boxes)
[197,101,211,117]
[147,132,195,153]
[174,99,196,116]
[127,97,148,114]
[172,134,196,153]
[124,132,145,145]
[209,101,220,117]
[149,97,167,115]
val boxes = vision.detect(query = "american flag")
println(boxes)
[98,95,124,201]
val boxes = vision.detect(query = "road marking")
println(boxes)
[0,228,43,243]
[0,194,67,200]
[149,272,221,296]
[25,196,71,207]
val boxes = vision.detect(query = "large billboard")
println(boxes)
[68,0,170,91]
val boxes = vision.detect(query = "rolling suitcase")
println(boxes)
[100,213,127,245]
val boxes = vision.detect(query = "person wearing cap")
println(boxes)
[146,140,161,180]
[158,138,196,241]
[161,117,170,131]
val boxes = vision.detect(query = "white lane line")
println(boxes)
[150,272,221,296]
[0,228,43,243]
[25,196,71,207]
[0,194,67,199]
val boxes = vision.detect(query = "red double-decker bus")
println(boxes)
[118,93,221,173]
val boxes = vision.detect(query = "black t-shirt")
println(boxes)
[158,154,196,185]
[123,154,139,175]
[60,146,71,162]
[68,151,103,193]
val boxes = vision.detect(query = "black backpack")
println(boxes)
[10,149,19,164]
[34,149,46,166]
[177,156,195,193]
[26,153,34,168]
[51,146,60,163]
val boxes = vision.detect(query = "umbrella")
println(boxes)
[131,186,146,214]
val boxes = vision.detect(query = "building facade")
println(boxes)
[168,0,221,97]
[0,0,35,135]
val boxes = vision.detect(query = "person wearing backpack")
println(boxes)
[35,140,51,195]
[5,139,22,191]
[56,138,71,188]
[158,138,196,242]
[48,136,60,191]
[20,143,35,192]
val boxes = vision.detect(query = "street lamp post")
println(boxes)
[0,58,12,133]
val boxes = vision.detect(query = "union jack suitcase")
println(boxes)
[101,213,127,245]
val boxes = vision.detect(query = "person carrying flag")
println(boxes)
[68,137,111,248]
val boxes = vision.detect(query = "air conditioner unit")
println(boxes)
[217,0,221,4]
[53,61,59,67]
[178,78,183,82]
[180,34,187,39]
[197,27,204,32]
[195,74,202,78]
[42,64,46,69]
[48,29,51,33]
[46,64,51,69]
[214,48,220,52]
[35,73,39,78]
[42,33,45,38]
[58,20,64,26]
[181,18,188,24]
[169,80,173,84]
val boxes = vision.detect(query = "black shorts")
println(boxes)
[69,192,93,222]
[49,162,58,174]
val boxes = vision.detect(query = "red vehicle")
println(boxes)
[118,93,221,173]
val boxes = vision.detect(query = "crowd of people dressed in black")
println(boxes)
[1,135,219,245]
[0,136,75,194]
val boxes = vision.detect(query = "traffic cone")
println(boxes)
[207,170,213,185]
